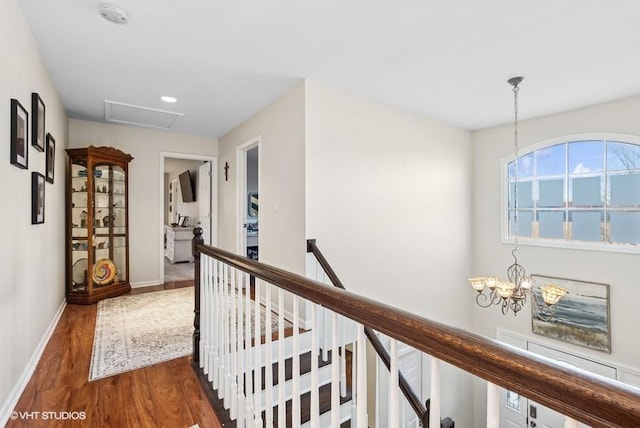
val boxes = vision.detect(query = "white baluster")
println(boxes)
[389,338,399,428]
[264,282,273,427]
[223,263,231,406]
[277,288,286,427]
[487,382,499,428]
[212,259,220,388]
[236,268,245,423]
[331,312,340,426]
[429,357,441,428]
[564,417,579,428]
[292,295,301,428]
[321,306,329,361]
[244,272,254,422]
[253,278,263,426]
[351,321,358,425]
[200,257,207,371]
[229,268,238,418]
[356,323,367,428]
[310,303,320,428]
[340,319,347,397]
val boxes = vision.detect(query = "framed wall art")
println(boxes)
[10,98,28,169]
[32,93,45,151]
[32,172,45,224]
[531,274,610,353]
[46,133,56,183]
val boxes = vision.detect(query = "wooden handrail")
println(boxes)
[192,229,640,427]
[306,239,429,426]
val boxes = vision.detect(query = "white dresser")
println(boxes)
[165,226,195,263]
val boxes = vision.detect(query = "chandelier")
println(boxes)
[469,77,568,321]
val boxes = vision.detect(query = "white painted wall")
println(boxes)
[218,84,306,275]
[471,95,640,423]
[0,0,68,421]
[304,81,473,426]
[68,119,217,286]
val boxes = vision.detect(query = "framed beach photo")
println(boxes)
[46,133,56,183]
[32,172,45,224]
[531,275,610,353]
[32,93,45,151]
[10,99,28,169]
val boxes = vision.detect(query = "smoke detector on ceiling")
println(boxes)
[99,3,129,24]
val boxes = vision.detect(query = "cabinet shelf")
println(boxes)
[65,146,133,305]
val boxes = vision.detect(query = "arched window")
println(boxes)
[506,137,640,251]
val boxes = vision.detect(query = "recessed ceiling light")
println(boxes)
[99,4,129,24]
[161,96,178,103]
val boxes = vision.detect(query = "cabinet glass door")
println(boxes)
[93,163,127,286]
[70,162,90,291]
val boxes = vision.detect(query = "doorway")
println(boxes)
[237,138,260,260]
[160,152,217,284]
[497,330,617,428]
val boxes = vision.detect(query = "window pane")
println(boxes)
[610,211,640,244]
[509,181,533,208]
[569,141,604,174]
[609,173,640,206]
[571,211,603,242]
[536,143,566,176]
[572,176,602,207]
[506,391,521,412]
[508,152,534,178]
[509,210,533,238]
[538,179,564,207]
[538,211,565,239]
[607,141,640,171]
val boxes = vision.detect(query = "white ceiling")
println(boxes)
[17,0,640,137]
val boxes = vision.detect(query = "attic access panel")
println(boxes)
[104,100,183,129]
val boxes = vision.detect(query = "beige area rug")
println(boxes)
[89,286,293,381]
[89,287,194,381]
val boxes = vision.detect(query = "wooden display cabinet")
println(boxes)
[65,146,133,304]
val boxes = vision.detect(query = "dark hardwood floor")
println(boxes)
[7,280,222,428]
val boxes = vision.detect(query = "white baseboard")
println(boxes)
[0,299,66,427]
[130,280,162,288]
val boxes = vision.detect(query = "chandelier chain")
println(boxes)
[512,81,520,255]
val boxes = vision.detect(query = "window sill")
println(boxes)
[500,237,640,255]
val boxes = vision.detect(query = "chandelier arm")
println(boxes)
[475,290,502,308]
[529,290,560,322]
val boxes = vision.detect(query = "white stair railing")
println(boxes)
[193,236,640,428]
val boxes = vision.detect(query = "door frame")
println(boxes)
[159,151,218,285]
[235,136,260,258]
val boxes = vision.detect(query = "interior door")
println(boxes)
[198,161,212,245]
[496,330,528,428]
[526,343,616,428]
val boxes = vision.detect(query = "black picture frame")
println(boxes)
[32,172,45,224]
[45,133,56,183]
[31,93,45,152]
[10,99,28,169]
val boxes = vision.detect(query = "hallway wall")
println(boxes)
[0,0,68,422]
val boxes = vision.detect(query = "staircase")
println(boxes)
[191,231,640,427]
[202,321,357,427]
